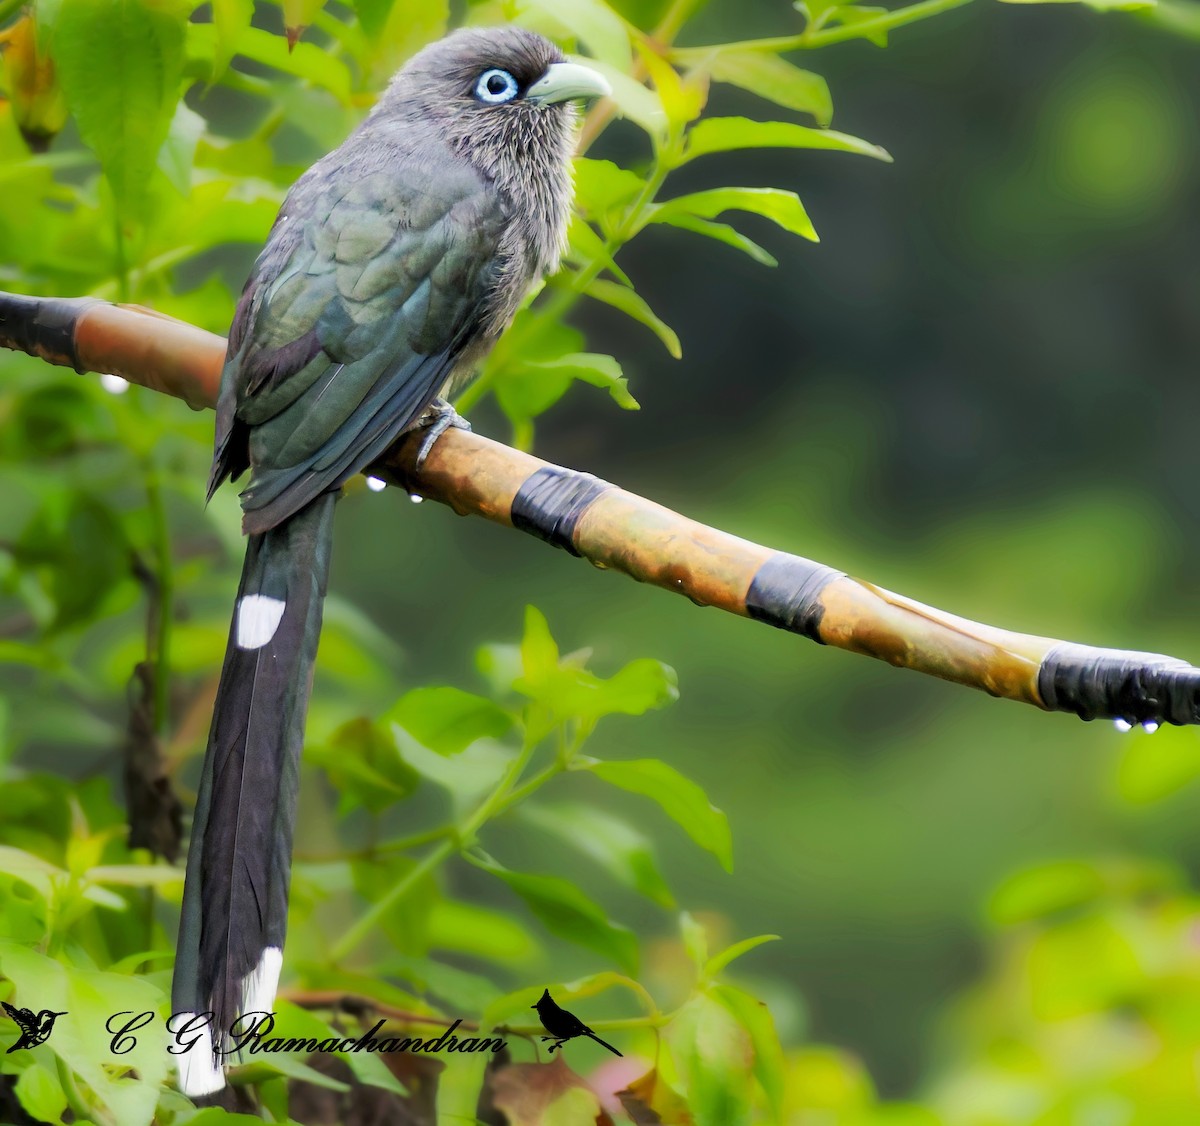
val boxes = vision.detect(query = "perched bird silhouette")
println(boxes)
[533,989,622,1056]
[170,26,609,1098]
[2,1003,66,1052]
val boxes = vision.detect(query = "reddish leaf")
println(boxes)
[488,1055,614,1126]
[617,1068,694,1126]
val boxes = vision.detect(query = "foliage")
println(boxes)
[1,0,1196,1122]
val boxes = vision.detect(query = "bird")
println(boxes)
[532,989,622,1056]
[2,1003,66,1052]
[170,27,610,1098]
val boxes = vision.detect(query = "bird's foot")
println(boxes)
[414,399,471,468]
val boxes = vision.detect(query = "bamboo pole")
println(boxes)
[4,291,1198,726]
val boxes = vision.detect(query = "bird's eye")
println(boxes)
[474,68,520,105]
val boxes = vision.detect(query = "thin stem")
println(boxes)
[295,824,452,863]
[329,835,456,961]
[92,245,202,302]
[653,0,706,44]
[523,158,670,335]
[112,212,130,304]
[805,0,976,46]
[143,466,173,735]
[492,762,561,816]
[330,726,556,961]
[575,0,697,154]
[718,0,976,53]
[56,1056,108,1126]
[454,730,542,849]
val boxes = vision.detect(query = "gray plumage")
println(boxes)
[172,27,607,1096]
[209,28,580,532]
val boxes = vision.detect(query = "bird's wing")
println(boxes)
[1,1003,35,1031]
[209,154,508,533]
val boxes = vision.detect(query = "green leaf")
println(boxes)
[282,0,326,44]
[581,59,667,137]
[519,0,632,69]
[210,0,252,79]
[380,952,501,1012]
[987,858,1175,926]
[522,802,676,908]
[567,217,633,286]
[998,0,1153,8]
[680,911,709,970]
[270,1001,408,1096]
[390,733,512,818]
[156,101,205,196]
[0,942,169,1126]
[475,641,523,697]
[586,279,682,358]
[495,361,575,423]
[0,845,62,902]
[481,984,552,1031]
[482,971,639,1031]
[585,758,732,871]
[525,352,641,411]
[520,606,561,691]
[351,852,439,953]
[474,857,639,973]
[15,491,136,633]
[637,39,706,136]
[425,897,540,966]
[358,0,448,84]
[574,158,647,225]
[182,1112,270,1125]
[388,686,514,756]
[519,651,679,725]
[683,115,891,163]
[14,1063,67,1124]
[85,863,184,888]
[308,717,419,814]
[652,186,819,243]
[711,984,786,1123]
[668,992,754,1126]
[704,933,781,978]
[815,3,890,46]
[657,213,778,265]
[186,23,353,102]
[49,0,188,215]
[236,1052,353,1091]
[683,46,833,126]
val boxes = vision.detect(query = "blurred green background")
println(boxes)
[347,0,1200,1095]
[3,0,1200,1115]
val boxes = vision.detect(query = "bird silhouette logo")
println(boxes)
[2,1003,67,1052]
[532,989,621,1056]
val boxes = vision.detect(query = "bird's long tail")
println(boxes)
[586,1031,622,1057]
[172,491,337,1097]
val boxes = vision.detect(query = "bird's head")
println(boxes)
[375,28,610,273]
[390,27,609,137]
[532,988,553,1008]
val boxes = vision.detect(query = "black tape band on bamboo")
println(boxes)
[5,289,1200,728]
[510,466,614,555]
[745,554,845,643]
[1038,642,1200,725]
[0,292,95,371]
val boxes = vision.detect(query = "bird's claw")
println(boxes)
[414,399,471,468]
